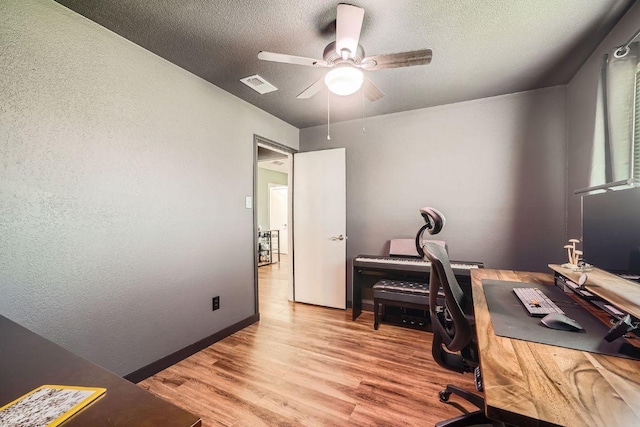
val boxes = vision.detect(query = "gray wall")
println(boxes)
[256,168,288,231]
[566,2,640,239]
[300,87,567,300]
[0,0,298,376]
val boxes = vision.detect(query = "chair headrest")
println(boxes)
[419,207,445,235]
[415,207,446,257]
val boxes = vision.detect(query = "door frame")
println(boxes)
[253,135,297,314]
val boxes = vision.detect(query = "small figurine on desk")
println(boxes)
[562,238,591,271]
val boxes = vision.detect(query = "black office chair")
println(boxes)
[423,240,496,427]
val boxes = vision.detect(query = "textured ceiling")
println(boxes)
[55,0,635,129]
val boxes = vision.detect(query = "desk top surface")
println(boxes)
[472,269,640,427]
[0,315,201,427]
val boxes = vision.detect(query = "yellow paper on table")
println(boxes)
[0,385,106,426]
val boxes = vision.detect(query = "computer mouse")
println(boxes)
[541,313,583,331]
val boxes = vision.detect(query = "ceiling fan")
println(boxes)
[258,3,432,101]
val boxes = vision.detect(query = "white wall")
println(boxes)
[566,2,640,239]
[0,0,298,375]
[301,87,567,300]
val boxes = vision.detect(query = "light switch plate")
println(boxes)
[245,196,252,209]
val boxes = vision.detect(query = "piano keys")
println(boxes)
[352,254,484,320]
[354,255,481,275]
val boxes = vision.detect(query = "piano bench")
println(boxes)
[373,280,429,330]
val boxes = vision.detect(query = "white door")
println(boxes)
[294,148,346,309]
[269,185,288,254]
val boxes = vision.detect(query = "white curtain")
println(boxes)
[590,42,640,187]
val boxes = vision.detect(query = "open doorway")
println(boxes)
[253,137,347,314]
[254,136,295,315]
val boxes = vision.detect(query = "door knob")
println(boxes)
[330,234,347,241]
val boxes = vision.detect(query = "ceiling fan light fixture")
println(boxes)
[324,67,364,96]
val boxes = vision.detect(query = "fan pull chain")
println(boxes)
[361,87,366,134]
[327,90,331,141]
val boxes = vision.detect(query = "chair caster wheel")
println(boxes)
[439,390,451,402]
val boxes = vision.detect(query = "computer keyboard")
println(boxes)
[513,287,565,317]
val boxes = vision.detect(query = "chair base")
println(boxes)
[439,384,484,409]
[436,384,497,427]
[435,409,492,427]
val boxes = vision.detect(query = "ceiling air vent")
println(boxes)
[240,74,277,94]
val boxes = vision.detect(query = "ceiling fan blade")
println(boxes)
[297,78,325,99]
[258,51,328,67]
[360,49,433,70]
[336,4,364,59]
[363,78,385,102]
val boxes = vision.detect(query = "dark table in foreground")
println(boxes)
[472,269,640,427]
[0,315,201,427]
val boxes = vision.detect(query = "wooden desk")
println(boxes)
[472,269,640,427]
[0,315,201,427]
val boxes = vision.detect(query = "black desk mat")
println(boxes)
[482,279,640,360]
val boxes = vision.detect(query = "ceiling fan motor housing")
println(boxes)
[323,41,365,65]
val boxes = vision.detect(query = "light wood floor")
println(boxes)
[139,255,478,426]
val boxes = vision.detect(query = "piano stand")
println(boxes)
[373,280,430,330]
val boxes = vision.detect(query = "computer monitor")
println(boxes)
[582,187,640,276]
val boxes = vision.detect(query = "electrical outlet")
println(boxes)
[212,296,220,311]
